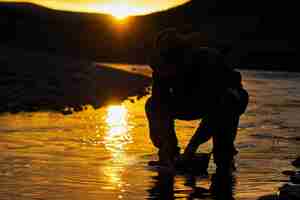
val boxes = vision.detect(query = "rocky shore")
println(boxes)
[259,156,300,200]
[0,48,151,114]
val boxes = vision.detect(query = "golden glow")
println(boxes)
[0,0,190,17]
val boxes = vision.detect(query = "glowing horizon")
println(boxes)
[0,0,190,18]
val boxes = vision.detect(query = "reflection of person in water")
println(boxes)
[145,28,249,173]
[148,169,236,200]
[147,171,175,200]
[208,172,236,200]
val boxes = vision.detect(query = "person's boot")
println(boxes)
[148,146,180,168]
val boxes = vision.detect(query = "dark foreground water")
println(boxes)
[0,67,300,200]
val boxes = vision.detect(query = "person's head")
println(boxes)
[155,28,185,58]
[152,28,187,77]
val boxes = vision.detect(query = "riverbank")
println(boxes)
[0,49,151,114]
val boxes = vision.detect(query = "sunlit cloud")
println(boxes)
[0,0,190,17]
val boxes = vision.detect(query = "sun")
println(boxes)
[88,3,151,20]
[111,11,129,20]
[102,4,133,20]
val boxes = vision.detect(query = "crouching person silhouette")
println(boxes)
[145,28,249,173]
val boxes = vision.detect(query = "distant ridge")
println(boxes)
[0,0,299,71]
[0,1,108,15]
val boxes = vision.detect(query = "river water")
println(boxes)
[0,66,300,200]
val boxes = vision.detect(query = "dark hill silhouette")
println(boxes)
[0,0,298,71]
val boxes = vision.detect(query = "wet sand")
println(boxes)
[0,66,300,200]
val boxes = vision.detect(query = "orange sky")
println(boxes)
[1,0,190,18]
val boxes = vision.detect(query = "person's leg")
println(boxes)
[212,113,240,173]
[178,87,248,166]
[145,97,180,165]
[225,87,249,157]
[183,116,213,158]
[212,88,246,173]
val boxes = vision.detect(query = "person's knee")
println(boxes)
[238,88,249,114]
[220,88,248,115]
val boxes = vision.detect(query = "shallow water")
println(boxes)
[0,68,300,200]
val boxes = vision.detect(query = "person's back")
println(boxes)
[151,43,242,116]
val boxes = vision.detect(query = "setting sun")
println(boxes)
[88,3,152,20]
[113,13,127,20]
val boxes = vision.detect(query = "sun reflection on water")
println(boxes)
[104,105,133,158]
[102,105,133,189]
[106,105,128,135]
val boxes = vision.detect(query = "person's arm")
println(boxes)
[151,72,171,103]
[148,50,172,103]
